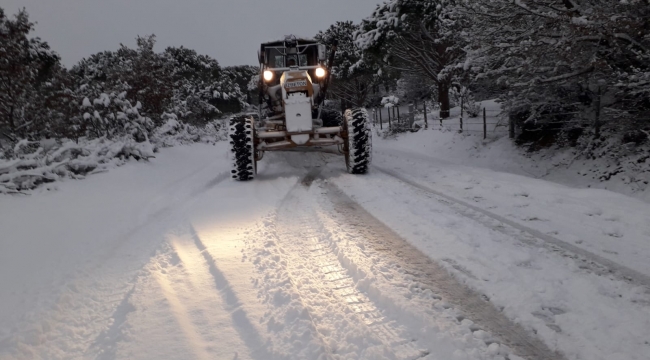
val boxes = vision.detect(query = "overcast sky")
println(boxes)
[2,0,381,68]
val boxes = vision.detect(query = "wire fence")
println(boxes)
[368,102,508,139]
[368,95,650,141]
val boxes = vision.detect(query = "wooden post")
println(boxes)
[594,86,602,139]
[379,108,383,130]
[397,106,401,123]
[483,107,487,139]
[413,99,417,126]
[460,98,464,133]
[388,106,392,128]
[423,101,428,130]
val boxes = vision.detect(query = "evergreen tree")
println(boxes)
[356,0,468,118]
[317,21,384,109]
[463,0,650,137]
[0,8,60,142]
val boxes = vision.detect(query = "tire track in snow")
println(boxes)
[271,171,430,360]
[3,170,231,359]
[375,166,650,291]
[152,268,213,360]
[126,229,276,360]
[320,180,566,360]
[87,284,137,360]
[186,225,279,359]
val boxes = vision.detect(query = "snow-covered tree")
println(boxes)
[223,65,258,105]
[0,8,60,142]
[356,0,468,118]
[463,0,650,137]
[164,47,248,125]
[316,21,383,109]
[117,35,173,123]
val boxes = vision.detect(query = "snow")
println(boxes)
[1,129,649,359]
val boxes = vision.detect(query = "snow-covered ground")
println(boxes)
[1,133,649,360]
[398,99,650,203]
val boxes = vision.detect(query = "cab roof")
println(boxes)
[260,37,320,51]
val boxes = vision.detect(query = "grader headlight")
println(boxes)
[263,70,274,82]
[315,67,326,78]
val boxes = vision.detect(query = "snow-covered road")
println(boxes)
[1,139,649,360]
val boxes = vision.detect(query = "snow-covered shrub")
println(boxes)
[79,90,155,141]
[380,121,414,139]
[381,96,400,108]
[151,113,226,147]
[0,136,156,194]
[450,86,480,118]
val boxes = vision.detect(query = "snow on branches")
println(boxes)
[356,0,469,118]
[463,0,650,136]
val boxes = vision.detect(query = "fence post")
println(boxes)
[594,86,602,139]
[460,98,464,133]
[388,106,392,129]
[408,102,414,129]
[379,108,383,130]
[423,101,428,130]
[483,107,487,140]
[397,106,401,123]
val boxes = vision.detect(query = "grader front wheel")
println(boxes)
[343,108,372,174]
[229,116,256,181]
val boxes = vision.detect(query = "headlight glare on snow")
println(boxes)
[263,70,274,82]
[315,67,326,78]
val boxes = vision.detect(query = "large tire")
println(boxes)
[229,116,256,181]
[343,108,372,174]
[321,108,343,127]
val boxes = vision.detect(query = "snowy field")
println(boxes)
[1,133,650,360]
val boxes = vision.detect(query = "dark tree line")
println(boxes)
[321,0,650,146]
[0,8,256,156]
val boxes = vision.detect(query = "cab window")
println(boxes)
[274,55,285,68]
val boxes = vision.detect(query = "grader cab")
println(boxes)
[228,35,371,180]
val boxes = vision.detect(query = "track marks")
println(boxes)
[272,183,430,360]
[152,268,213,360]
[186,225,275,359]
[319,180,565,360]
[88,285,136,360]
[138,225,288,360]
[375,166,650,290]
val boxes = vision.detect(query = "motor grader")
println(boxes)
[228,35,372,180]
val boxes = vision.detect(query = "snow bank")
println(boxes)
[152,114,228,147]
[0,117,227,194]
[0,137,155,194]
[377,100,650,202]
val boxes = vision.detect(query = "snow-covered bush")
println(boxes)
[79,91,154,141]
[380,119,416,139]
[381,96,399,108]
[450,86,480,118]
[152,113,226,147]
[0,136,155,194]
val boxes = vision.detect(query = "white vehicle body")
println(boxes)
[254,36,343,152]
[228,35,371,181]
